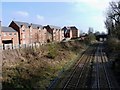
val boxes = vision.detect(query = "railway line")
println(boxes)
[63,45,96,89]
[93,46,111,89]
[92,43,119,89]
[62,43,119,89]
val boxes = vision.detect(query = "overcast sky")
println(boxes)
[1,0,112,33]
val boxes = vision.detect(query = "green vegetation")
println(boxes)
[88,33,96,42]
[84,33,96,45]
[47,43,58,59]
[2,40,88,89]
[106,38,120,52]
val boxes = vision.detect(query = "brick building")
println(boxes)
[0,20,80,50]
[62,26,79,39]
[62,26,73,38]
[1,26,19,49]
[0,20,81,50]
[43,25,64,42]
[43,25,53,43]
[30,23,47,44]
[70,26,79,38]
[50,25,64,42]
[9,21,52,45]
[9,21,30,45]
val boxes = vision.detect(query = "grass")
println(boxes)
[2,40,88,89]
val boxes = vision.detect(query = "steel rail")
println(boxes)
[100,46,112,90]
[63,47,96,89]
[75,47,96,89]
[96,47,100,90]
[63,53,88,89]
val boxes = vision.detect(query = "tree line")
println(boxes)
[105,0,120,39]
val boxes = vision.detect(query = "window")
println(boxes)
[23,30,25,32]
[4,33,7,36]
[14,33,16,36]
[9,33,12,36]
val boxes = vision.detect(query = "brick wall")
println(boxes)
[2,32,18,45]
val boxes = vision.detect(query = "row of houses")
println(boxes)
[0,21,80,50]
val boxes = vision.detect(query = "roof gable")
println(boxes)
[13,21,30,28]
[70,26,78,30]
[62,26,78,30]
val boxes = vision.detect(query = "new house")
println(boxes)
[9,21,51,45]
[43,25,64,42]
[1,26,19,49]
[30,23,47,44]
[9,21,30,45]
[0,20,82,50]
[62,26,79,39]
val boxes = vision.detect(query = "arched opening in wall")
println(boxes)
[47,39,50,43]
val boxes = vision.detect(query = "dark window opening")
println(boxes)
[9,33,12,35]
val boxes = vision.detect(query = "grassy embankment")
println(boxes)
[2,40,89,89]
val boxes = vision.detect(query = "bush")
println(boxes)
[46,44,58,59]
[107,37,120,52]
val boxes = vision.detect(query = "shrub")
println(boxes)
[46,44,58,59]
[107,37,120,52]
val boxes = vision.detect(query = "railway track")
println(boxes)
[97,47,111,89]
[92,43,119,90]
[62,43,119,90]
[100,44,120,89]
[63,45,96,89]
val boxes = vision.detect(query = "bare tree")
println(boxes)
[105,0,120,39]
